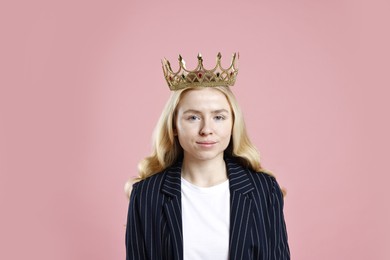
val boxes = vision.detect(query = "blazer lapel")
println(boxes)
[226,158,255,259]
[159,159,255,260]
[161,162,183,260]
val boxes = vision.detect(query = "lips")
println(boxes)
[196,141,217,148]
[196,141,217,145]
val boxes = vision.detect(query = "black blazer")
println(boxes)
[126,157,290,259]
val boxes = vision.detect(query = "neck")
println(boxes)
[181,156,228,187]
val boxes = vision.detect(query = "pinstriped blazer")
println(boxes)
[125,157,290,260]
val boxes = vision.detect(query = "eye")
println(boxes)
[214,115,225,120]
[187,115,200,121]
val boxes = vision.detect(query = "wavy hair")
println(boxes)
[125,86,272,197]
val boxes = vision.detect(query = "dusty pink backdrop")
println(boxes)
[1,0,389,259]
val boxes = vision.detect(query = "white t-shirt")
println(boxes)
[181,177,230,260]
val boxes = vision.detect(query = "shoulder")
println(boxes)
[132,169,167,196]
[131,162,181,198]
[247,169,275,190]
[245,168,284,200]
[226,157,280,195]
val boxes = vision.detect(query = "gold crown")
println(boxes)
[162,52,239,91]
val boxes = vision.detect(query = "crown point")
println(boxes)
[197,53,203,60]
[217,52,222,59]
[178,54,187,69]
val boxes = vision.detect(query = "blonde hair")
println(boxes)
[125,86,272,197]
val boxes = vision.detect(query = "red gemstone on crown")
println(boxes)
[198,73,202,78]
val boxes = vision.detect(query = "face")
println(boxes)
[175,88,233,163]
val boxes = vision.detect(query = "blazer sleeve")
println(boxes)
[269,178,290,259]
[125,183,147,260]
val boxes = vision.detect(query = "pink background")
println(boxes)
[1,0,389,259]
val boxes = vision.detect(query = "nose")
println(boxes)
[199,118,213,136]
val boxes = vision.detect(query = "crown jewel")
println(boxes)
[162,52,239,91]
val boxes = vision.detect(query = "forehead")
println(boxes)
[177,88,231,112]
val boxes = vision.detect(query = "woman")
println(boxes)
[125,53,290,260]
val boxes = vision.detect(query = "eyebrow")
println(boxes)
[183,109,230,114]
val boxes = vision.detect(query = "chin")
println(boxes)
[192,152,224,162]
